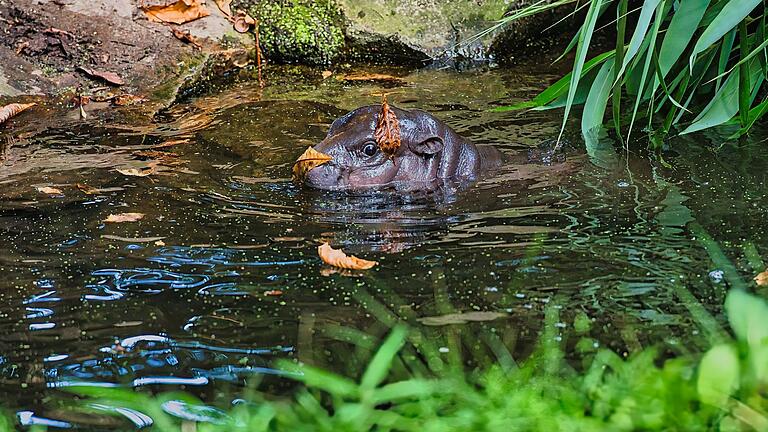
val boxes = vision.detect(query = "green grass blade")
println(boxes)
[557,0,605,142]
[689,0,762,70]
[278,360,359,398]
[613,0,663,86]
[708,32,768,86]
[491,50,615,112]
[369,380,438,405]
[728,96,768,139]
[652,43,689,112]
[681,59,764,134]
[360,325,408,392]
[582,61,614,142]
[716,29,737,90]
[612,0,628,137]
[627,0,666,138]
[759,7,767,77]
[739,19,753,127]
[658,0,709,77]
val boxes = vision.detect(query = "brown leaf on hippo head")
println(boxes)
[374,94,401,157]
[292,146,332,182]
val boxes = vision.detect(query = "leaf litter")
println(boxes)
[104,213,145,223]
[141,0,210,25]
[318,243,377,270]
[0,103,36,126]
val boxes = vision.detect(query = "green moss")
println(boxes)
[244,0,345,66]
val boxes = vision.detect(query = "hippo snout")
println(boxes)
[306,163,342,190]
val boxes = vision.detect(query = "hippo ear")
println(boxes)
[410,136,444,156]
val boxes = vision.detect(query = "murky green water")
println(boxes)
[1,66,767,426]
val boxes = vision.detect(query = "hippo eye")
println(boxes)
[362,142,379,157]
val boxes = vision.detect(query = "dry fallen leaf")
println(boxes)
[0,103,35,126]
[342,73,404,83]
[418,311,507,326]
[141,0,211,24]
[76,183,100,194]
[171,27,203,49]
[112,94,147,106]
[35,186,62,195]
[292,146,332,181]
[214,0,233,17]
[264,290,283,296]
[374,94,401,157]
[117,166,156,177]
[755,270,768,286]
[233,11,256,33]
[78,67,125,86]
[104,213,145,223]
[154,239,166,246]
[75,183,125,194]
[321,70,332,79]
[318,242,377,270]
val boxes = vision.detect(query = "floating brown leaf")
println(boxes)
[756,270,768,286]
[141,0,210,24]
[318,242,377,270]
[0,103,35,126]
[76,183,100,194]
[104,213,145,223]
[374,94,401,157]
[35,186,62,195]
[418,311,507,326]
[117,165,156,177]
[76,184,125,195]
[292,146,332,181]
[171,28,203,49]
[342,73,405,84]
[78,67,125,86]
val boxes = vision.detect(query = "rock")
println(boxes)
[488,0,581,64]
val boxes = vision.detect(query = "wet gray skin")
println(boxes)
[304,105,504,190]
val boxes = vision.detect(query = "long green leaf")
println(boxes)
[716,29,737,91]
[658,0,709,77]
[738,19,752,127]
[689,0,762,70]
[582,61,615,138]
[557,0,605,141]
[681,59,764,134]
[612,0,629,137]
[613,0,663,86]
[628,0,666,137]
[360,325,407,392]
[728,96,768,138]
[491,50,615,112]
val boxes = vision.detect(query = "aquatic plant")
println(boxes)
[58,285,767,431]
[490,0,768,149]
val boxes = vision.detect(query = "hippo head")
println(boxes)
[300,105,499,191]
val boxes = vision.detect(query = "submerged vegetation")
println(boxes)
[492,0,768,148]
[52,285,767,431]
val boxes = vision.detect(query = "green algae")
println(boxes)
[243,0,345,66]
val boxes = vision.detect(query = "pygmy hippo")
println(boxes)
[299,105,503,190]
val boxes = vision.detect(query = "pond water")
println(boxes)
[1,66,766,426]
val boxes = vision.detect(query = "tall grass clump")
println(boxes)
[491,0,768,149]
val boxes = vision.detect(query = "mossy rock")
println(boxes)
[239,0,345,66]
